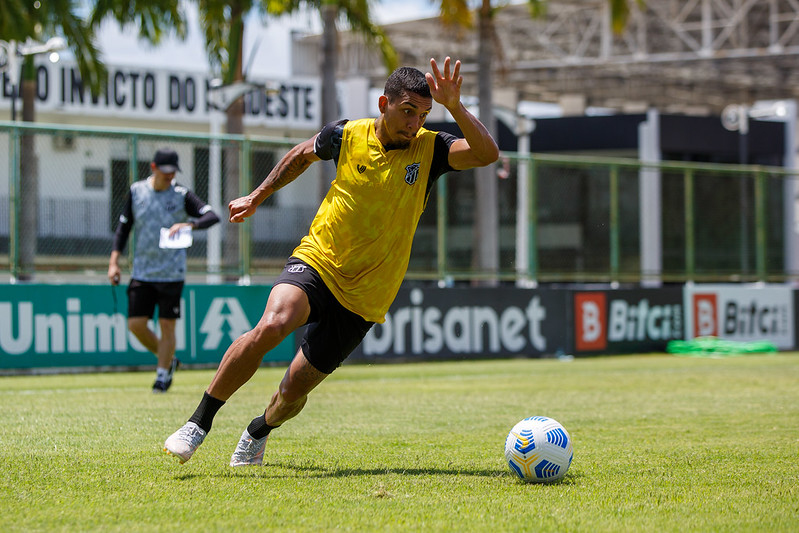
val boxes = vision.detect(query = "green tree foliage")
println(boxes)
[1,0,105,95]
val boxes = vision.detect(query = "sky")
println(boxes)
[95,0,441,79]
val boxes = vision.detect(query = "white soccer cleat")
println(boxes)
[229,429,268,467]
[164,422,207,464]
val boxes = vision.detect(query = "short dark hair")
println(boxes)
[384,67,430,101]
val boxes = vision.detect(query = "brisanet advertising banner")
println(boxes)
[683,284,795,349]
[348,287,570,362]
[572,288,685,354]
[0,284,293,370]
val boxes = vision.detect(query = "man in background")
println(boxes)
[108,148,220,393]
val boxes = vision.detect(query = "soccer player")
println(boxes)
[164,57,499,465]
[108,148,220,393]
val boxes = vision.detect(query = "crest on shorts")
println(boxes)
[404,162,421,185]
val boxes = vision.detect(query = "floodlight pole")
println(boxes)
[207,106,224,284]
[638,109,663,287]
[722,101,799,281]
[206,80,279,283]
[738,109,750,274]
[779,101,799,282]
[514,115,536,287]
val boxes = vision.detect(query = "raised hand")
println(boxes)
[425,57,463,110]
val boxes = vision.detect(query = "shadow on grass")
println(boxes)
[172,460,581,485]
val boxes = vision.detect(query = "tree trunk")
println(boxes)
[473,0,499,285]
[19,57,38,281]
[223,11,245,280]
[319,2,339,203]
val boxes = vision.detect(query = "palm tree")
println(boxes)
[93,0,394,277]
[196,0,251,278]
[2,1,108,117]
[0,1,107,279]
[194,0,393,271]
[91,0,253,277]
[435,0,642,284]
[267,0,397,201]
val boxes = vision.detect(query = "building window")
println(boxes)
[84,168,105,189]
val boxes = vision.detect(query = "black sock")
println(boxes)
[188,392,226,433]
[247,412,279,440]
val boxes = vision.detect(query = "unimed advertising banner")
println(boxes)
[0,284,294,370]
[684,284,795,349]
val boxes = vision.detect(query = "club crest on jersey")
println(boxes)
[404,163,421,185]
[287,264,306,274]
[357,164,367,174]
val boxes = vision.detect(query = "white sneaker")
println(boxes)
[164,422,207,464]
[229,429,268,467]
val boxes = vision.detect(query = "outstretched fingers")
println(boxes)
[430,56,454,82]
[451,58,461,82]
[428,57,463,108]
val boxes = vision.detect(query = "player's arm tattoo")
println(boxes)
[269,155,314,192]
[251,138,318,199]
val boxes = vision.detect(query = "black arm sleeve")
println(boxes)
[184,191,220,230]
[430,131,458,179]
[314,119,348,164]
[112,193,134,253]
[425,131,459,200]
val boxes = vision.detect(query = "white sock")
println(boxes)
[156,367,169,381]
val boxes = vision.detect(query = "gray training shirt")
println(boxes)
[113,178,218,282]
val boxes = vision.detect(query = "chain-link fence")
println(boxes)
[471,153,799,284]
[2,122,798,284]
[1,122,306,282]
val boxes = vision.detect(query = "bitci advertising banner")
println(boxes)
[573,288,684,353]
[684,284,794,349]
[348,287,570,362]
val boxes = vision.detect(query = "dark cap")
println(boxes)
[153,148,181,174]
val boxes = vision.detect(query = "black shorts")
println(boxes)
[127,279,184,319]
[275,257,374,374]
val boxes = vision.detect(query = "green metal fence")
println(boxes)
[3,121,798,284]
[461,152,798,284]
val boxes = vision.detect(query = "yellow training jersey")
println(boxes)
[292,118,454,323]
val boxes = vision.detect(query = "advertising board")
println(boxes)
[572,288,685,354]
[348,287,570,362]
[0,284,293,370]
[683,284,794,349]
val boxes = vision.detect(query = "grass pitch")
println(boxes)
[2,353,798,532]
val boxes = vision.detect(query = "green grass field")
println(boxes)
[2,353,798,532]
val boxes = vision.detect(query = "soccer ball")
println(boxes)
[504,416,573,483]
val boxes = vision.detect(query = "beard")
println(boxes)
[384,131,414,151]
[384,140,411,151]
